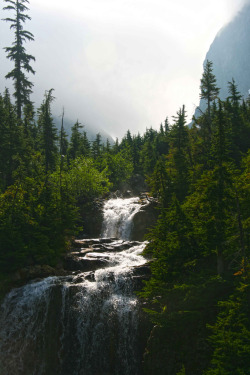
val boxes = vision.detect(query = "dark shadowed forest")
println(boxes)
[1,1,250,374]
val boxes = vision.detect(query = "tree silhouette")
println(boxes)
[3,0,35,120]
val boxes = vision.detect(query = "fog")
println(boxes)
[0,0,248,139]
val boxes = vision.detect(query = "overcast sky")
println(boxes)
[0,0,248,139]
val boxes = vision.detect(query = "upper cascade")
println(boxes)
[101,197,142,240]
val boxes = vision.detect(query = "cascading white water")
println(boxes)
[101,197,141,239]
[0,198,148,375]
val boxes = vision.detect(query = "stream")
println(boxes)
[0,197,148,375]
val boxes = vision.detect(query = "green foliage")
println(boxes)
[3,0,35,119]
[176,365,186,375]
[68,121,90,159]
[147,158,171,207]
[203,278,250,375]
[0,169,78,272]
[200,60,220,135]
[200,60,220,105]
[1,20,250,374]
[67,157,111,203]
[98,150,134,190]
[0,89,22,189]
[37,89,58,174]
[142,64,250,375]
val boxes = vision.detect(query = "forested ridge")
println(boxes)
[1,1,250,374]
[140,68,250,374]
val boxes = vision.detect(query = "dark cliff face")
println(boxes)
[196,3,250,115]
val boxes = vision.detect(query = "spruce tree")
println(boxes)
[59,108,68,176]
[92,133,102,159]
[37,89,58,174]
[169,105,190,201]
[0,89,22,188]
[3,0,35,120]
[200,60,220,135]
[82,131,91,157]
[68,121,91,159]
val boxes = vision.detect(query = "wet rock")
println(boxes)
[131,263,152,277]
[123,190,133,198]
[92,243,104,249]
[128,174,148,195]
[131,199,159,241]
[102,245,116,252]
[99,238,117,243]
[131,263,152,290]
[73,240,90,248]
[84,272,95,282]
[64,255,109,272]
[80,202,104,238]
[14,265,67,283]
[72,276,85,284]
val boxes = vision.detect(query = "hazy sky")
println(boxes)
[0,0,248,139]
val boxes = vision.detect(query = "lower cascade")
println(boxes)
[0,197,149,375]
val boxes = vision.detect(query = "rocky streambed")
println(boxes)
[0,197,155,375]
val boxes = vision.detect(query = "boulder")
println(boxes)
[64,255,109,272]
[13,265,67,283]
[131,199,159,241]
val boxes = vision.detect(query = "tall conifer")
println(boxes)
[3,0,35,120]
[200,60,220,135]
[37,89,58,174]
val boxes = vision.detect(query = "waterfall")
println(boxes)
[0,198,148,375]
[101,197,141,240]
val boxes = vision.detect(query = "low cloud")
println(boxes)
[0,0,245,139]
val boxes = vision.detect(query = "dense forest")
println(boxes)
[1,1,250,374]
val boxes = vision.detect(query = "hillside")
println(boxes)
[196,3,250,116]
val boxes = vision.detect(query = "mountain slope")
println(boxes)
[196,3,250,115]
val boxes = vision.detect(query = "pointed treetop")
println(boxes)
[200,60,220,103]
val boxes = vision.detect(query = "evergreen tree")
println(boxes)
[37,89,58,174]
[148,157,171,207]
[200,60,220,136]
[104,138,111,153]
[92,133,102,159]
[59,109,68,190]
[156,123,169,157]
[226,79,250,162]
[68,120,83,160]
[140,128,158,176]
[82,131,91,157]
[168,105,190,201]
[0,89,21,189]
[227,78,242,107]
[59,109,68,159]
[171,105,188,152]
[164,117,170,134]
[204,280,250,375]
[22,100,36,139]
[3,0,35,120]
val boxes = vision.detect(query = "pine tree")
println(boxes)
[226,79,248,162]
[92,133,102,159]
[68,120,83,160]
[227,78,242,107]
[164,117,170,134]
[200,60,220,136]
[3,0,35,120]
[169,105,190,201]
[171,105,188,152]
[59,109,68,159]
[0,89,21,188]
[82,131,91,157]
[37,89,58,174]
